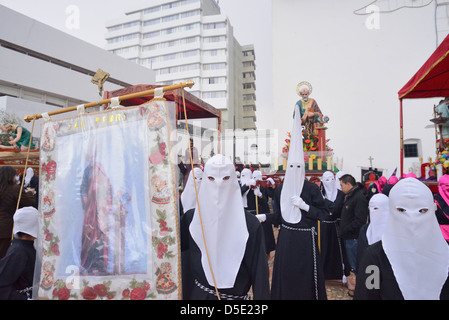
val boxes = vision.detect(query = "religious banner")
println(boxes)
[35,100,181,300]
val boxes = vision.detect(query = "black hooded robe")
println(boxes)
[354,241,449,300]
[0,239,36,300]
[320,189,349,280]
[271,181,328,300]
[180,208,270,300]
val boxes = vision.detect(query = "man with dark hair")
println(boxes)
[339,174,369,295]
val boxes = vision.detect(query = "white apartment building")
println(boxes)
[104,0,257,131]
[0,5,156,139]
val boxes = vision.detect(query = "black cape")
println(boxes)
[354,240,449,300]
[243,185,276,254]
[271,181,328,300]
[181,208,270,300]
[0,239,36,300]
[321,189,349,280]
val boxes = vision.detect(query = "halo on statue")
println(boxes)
[296,81,313,96]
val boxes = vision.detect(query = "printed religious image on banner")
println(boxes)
[34,100,181,300]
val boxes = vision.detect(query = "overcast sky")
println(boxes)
[0,0,445,179]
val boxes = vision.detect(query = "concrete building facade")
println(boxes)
[0,5,156,139]
[104,0,257,131]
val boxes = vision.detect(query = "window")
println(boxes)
[163,53,177,61]
[203,22,226,30]
[181,9,200,18]
[144,6,160,14]
[183,50,199,58]
[202,91,226,99]
[179,63,200,72]
[143,18,160,26]
[142,44,158,51]
[404,144,418,158]
[203,63,226,70]
[184,23,200,31]
[124,21,140,28]
[123,33,140,41]
[403,139,422,158]
[161,26,178,35]
[107,37,120,44]
[162,14,179,23]
[203,36,226,43]
[203,49,226,57]
[107,25,121,32]
[143,31,159,39]
[162,1,181,10]
[204,77,226,85]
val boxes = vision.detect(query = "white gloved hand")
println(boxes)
[246,179,256,187]
[267,178,275,185]
[254,187,262,197]
[256,214,266,222]
[290,196,310,212]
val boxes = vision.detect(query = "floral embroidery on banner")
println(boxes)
[37,102,180,300]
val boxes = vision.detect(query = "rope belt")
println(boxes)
[194,279,251,300]
[320,219,337,224]
[280,224,319,300]
[17,286,33,299]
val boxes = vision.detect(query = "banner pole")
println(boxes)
[24,80,194,123]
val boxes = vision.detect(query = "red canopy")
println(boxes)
[104,84,220,120]
[398,34,449,99]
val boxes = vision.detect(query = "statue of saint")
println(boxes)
[294,82,323,136]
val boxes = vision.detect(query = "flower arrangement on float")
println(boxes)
[280,130,334,171]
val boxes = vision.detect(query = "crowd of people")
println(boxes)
[0,156,449,300]
[179,160,449,300]
[177,100,449,300]
[1,126,449,301]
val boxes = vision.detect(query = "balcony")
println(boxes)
[242,122,257,130]
[243,109,256,118]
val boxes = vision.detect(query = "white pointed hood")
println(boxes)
[382,178,449,300]
[366,193,389,245]
[280,103,305,224]
[181,167,203,214]
[189,154,249,288]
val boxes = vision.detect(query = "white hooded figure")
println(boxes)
[366,193,389,245]
[382,178,449,300]
[13,206,39,238]
[280,103,308,224]
[189,155,249,289]
[252,170,264,198]
[321,171,337,202]
[240,168,255,208]
[271,102,328,300]
[23,167,34,188]
[180,167,203,214]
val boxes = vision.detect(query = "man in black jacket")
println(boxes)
[339,174,369,294]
